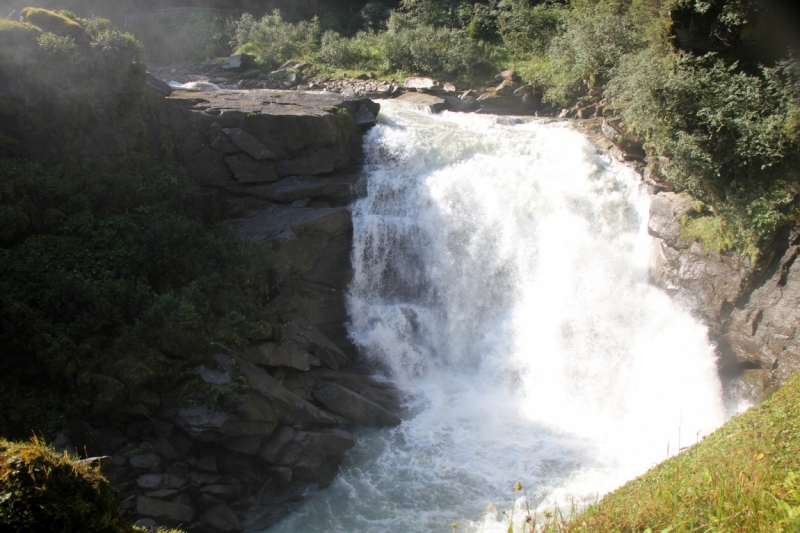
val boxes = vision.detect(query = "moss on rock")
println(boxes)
[20,7,90,44]
[0,438,132,533]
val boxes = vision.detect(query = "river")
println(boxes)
[267,100,726,532]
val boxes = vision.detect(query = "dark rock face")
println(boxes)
[647,192,800,401]
[29,88,400,532]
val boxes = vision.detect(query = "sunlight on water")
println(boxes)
[267,101,725,533]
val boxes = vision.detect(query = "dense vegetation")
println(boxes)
[0,11,278,440]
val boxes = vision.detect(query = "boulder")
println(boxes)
[312,382,401,426]
[495,80,519,96]
[395,92,447,113]
[404,77,439,90]
[146,74,172,97]
[495,69,520,82]
[136,473,187,490]
[136,496,195,525]
[647,192,693,246]
[222,53,254,72]
[203,503,242,532]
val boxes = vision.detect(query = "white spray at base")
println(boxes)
[268,101,726,533]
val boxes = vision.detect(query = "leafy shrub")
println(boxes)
[543,3,642,104]
[609,50,800,258]
[37,32,79,63]
[497,1,568,55]
[230,10,321,69]
[92,29,144,65]
[378,13,497,78]
[318,30,377,70]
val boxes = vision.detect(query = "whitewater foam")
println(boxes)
[267,102,725,533]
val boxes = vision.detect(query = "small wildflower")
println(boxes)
[514,482,523,492]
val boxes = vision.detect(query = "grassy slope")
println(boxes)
[558,372,800,532]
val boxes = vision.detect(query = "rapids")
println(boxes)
[267,101,726,532]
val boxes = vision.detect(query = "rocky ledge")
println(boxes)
[574,117,800,405]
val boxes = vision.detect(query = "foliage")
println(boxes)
[496,1,568,55]
[542,2,643,104]
[0,437,133,533]
[609,50,800,259]
[547,370,800,532]
[0,156,277,440]
[230,10,321,69]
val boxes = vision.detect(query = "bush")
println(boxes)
[378,13,497,78]
[230,10,320,69]
[543,3,642,104]
[37,32,79,63]
[608,50,800,258]
[318,30,377,70]
[497,1,568,55]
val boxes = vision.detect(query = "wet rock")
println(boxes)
[234,358,338,428]
[648,191,749,330]
[204,503,242,532]
[312,382,401,426]
[647,192,693,246]
[259,427,355,482]
[722,228,800,391]
[136,496,195,525]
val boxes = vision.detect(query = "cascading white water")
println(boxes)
[268,101,726,532]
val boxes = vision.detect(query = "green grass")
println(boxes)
[0,437,186,533]
[527,371,800,532]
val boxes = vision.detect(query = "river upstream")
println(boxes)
[267,101,727,532]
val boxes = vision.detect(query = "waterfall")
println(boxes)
[269,101,725,532]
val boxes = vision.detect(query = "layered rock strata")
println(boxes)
[46,89,399,533]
